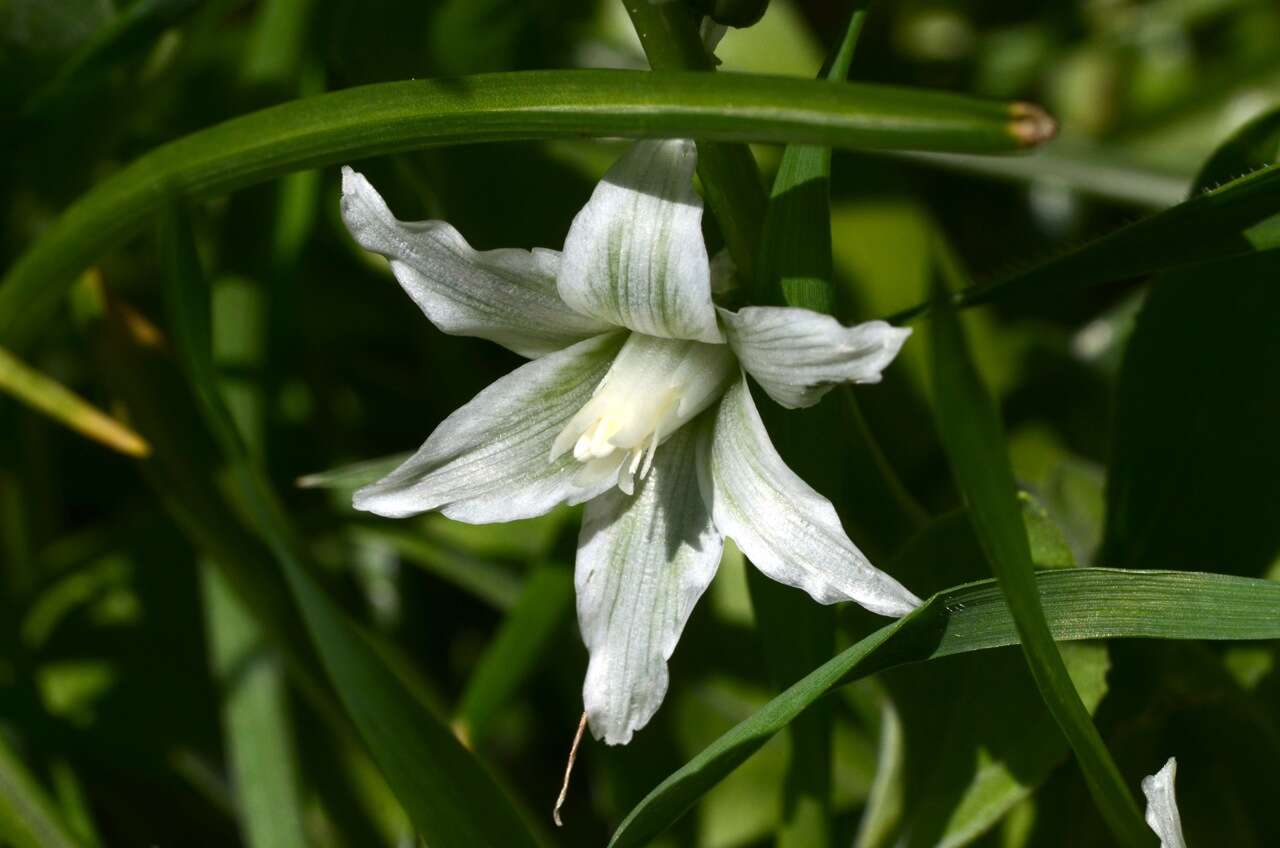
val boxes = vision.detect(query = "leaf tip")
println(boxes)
[1009,102,1058,147]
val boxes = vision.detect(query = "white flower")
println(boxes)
[1143,757,1188,848]
[340,139,921,745]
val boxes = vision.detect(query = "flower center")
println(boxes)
[551,333,735,494]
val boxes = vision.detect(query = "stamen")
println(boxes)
[572,421,598,461]
[639,425,662,480]
[588,416,619,458]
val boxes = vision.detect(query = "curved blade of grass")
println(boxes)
[0,344,149,457]
[0,735,82,848]
[747,9,873,846]
[887,162,1280,322]
[203,567,309,848]
[1,68,1047,350]
[927,286,1151,847]
[607,567,1280,848]
[159,203,539,847]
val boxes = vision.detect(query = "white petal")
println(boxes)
[1142,758,1188,848]
[354,332,625,522]
[577,427,723,745]
[699,377,921,617]
[341,167,612,358]
[558,140,721,343]
[720,306,912,409]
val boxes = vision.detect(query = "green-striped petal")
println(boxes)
[558,140,721,343]
[342,167,612,358]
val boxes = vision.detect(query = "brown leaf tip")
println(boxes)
[1009,102,1058,147]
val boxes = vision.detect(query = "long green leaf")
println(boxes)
[887,162,1280,322]
[203,265,308,848]
[0,735,82,848]
[928,286,1150,846]
[0,69,1047,350]
[158,204,540,847]
[747,9,870,847]
[203,568,309,848]
[607,567,1280,848]
[0,344,148,457]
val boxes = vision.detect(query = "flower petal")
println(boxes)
[558,140,721,343]
[341,166,612,358]
[699,377,920,617]
[720,306,911,409]
[577,427,723,745]
[1142,758,1188,848]
[354,332,625,521]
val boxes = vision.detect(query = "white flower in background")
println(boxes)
[340,139,920,744]
[1143,757,1188,848]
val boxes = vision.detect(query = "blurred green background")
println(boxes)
[1,0,1278,846]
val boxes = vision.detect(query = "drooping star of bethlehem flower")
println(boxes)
[340,139,921,744]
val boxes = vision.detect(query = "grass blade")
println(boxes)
[747,8,873,846]
[0,735,82,848]
[1,68,1049,350]
[887,163,1280,321]
[607,567,1280,848]
[0,344,148,457]
[203,568,310,848]
[927,286,1151,846]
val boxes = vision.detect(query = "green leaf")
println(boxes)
[1101,248,1280,575]
[0,735,82,848]
[927,283,1150,846]
[202,264,308,848]
[158,204,541,847]
[0,344,149,457]
[1192,106,1280,196]
[757,4,865,312]
[888,163,1280,322]
[203,568,309,848]
[607,567,1280,848]
[0,69,1048,351]
[746,9,872,847]
[454,565,574,746]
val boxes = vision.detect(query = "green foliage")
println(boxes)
[2,2,1278,847]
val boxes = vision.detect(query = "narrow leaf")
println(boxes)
[886,163,1280,322]
[0,345,148,457]
[747,8,871,846]
[607,567,1280,848]
[927,284,1150,846]
[0,735,82,848]
[1,69,1048,351]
